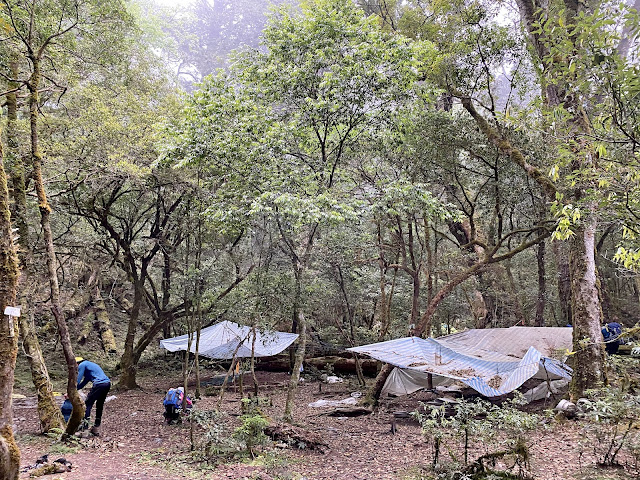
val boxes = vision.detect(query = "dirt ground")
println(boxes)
[12,370,636,480]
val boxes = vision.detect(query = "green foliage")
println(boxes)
[241,396,273,416]
[368,178,461,222]
[579,388,640,468]
[414,394,538,479]
[232,413,270,456]
[189,409,241,462]
[189,408,270,462]
[614,244,640,272]
[168,0,420,232]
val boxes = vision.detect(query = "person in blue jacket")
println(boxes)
[76,357,111,436]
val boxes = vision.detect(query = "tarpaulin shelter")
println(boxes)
[348,327,573,397]
[160,320,298,359]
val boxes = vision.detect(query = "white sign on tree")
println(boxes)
[4,306,21,337]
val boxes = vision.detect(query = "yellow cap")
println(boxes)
[75,356,84,363]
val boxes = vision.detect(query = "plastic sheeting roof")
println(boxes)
[436,326,572,361]
[348,327,573,397]
[160,320,298,359]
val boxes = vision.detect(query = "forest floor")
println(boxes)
[13,367,638,480]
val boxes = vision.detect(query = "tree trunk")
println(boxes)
[535,239,546,327]
[182,329,193,396]
[77,313,94,345]
[410,271,420,329]
[29,61,84,435]
[553,240,572,325]
[375,222,390,339]
[569,218,606,400]
[378,266,397,341]
[284,262,307,423]
[289,305,298,371]
[475,271,497,328]
[183,234,193,396]
[7,56,63,433]
[361,363,394,406]
[194,311,202,399]
[597,269,614,323]
[284,311,306,423]
[504,261,528,326]
[19,311,65,432]
[6,57,29,250]
[426,220,434,305]
[194,212,203,398]
[513,0,607,397]
[0,123,21,480]
[117,281,144,390]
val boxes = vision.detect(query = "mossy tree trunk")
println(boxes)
[513,0,607,397]
[504,260,528,326]
[0,124,21,480]
[117,280,144,390]
[18,312,65,432]
[569,218,606,399]
[28,60,84,435]
[284,307,306,423]
[361,363,394,407]
[6,57,29,249]
[6,55,64,433]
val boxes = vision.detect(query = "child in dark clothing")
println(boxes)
[60,396,73,422]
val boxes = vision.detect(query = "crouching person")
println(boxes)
[163,387,192,424]
[76,357,111,436]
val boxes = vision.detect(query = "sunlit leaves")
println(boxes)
[613,246,640,271]
[367,178,461,223]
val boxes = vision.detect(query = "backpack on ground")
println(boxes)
[163,387,192,424]
[602,322,623,354]
[163,388,183,408]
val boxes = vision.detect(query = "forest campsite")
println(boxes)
[2,0,640,479]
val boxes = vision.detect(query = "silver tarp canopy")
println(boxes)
[160,320,298,359]
[349,327,573,397]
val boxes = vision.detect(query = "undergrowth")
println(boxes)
[413,393,538,480]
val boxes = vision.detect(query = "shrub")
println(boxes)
[579,388,640,469]
[189,409,240,462]
[414,393,538,479]
[232,414,270,457]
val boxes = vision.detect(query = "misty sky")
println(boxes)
[155,0,194,6]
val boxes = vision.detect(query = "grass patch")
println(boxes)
[49,441,82,456]
[15,433,44,446]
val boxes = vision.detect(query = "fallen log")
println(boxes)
[306,356,378,375]
[257,356,378,375]
[77,313,94,345]
[265,423,329,453]
[93,285,117,354]
[323,407,372,417]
